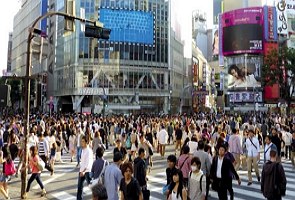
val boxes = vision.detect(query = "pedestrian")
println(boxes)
[167,169,188,200]
[271,128,281,162]
[187,157,206,200]
[134,148,148,190]
[38,133,54,176]
[228,128,243,171]
[120,162,143,200]
[245,129,260,185]
[157,124,168,158]
[68,131,76,162]
[104,152,123,200]
[91,146,109,184]
[210,144,241,200]
[261,149,287,200]
[50,142,57,175]
[77,136,93,200]
[0,149,12,199]
[91,183,108,200]
[24,146,46,198]
[177,145,191,188]
[193,140,211,199]
[163,154,177,197]
[113,139,128,163]
[76,124,84,167]
[291,132,295,167]
[138,135,153,173]
[175,123,183,155]
[264,135,277,163]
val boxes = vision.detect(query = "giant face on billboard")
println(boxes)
[227,55,262,89]
[222,7,264,55]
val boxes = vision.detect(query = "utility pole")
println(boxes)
[20,11,108,198]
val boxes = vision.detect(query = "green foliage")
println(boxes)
[263,47,295,102]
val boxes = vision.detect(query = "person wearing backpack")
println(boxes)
[91,146,109,185]
[188,157,206,200]
[261,148,287,200]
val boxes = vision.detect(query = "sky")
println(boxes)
[0,0,212,75]
[0,0,21,76]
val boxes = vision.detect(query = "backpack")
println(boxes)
[4,160,16,176]
[189,172,204,192]
[91,160,108,187]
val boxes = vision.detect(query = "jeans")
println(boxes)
[26,173,44,192]
[77,147,82,164]
[77,172,92,200]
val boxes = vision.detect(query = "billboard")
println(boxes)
[226,55,262,89]
[99,8,154,45]
[264,6,278,41]
[222,7,264,55]
[212,26,219,56]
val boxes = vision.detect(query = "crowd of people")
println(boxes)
[0,112,293,200]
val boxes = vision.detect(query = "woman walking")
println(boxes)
[167,169,187,200]
[24,146,46,198]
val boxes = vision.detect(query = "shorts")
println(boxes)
[0,174,10,183]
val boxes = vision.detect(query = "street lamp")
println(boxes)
[21,11,100,198]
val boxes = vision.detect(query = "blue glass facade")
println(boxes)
[100,8,154,44]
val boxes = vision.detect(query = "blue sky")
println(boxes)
[0,0,213,75]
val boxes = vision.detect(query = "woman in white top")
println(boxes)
[168,169,187,200]
[68,131,76,162]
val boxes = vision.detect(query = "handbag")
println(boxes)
[142,188,150,200]
[162,184,170,195]
[4,161,16,176]
[37,159,45,171]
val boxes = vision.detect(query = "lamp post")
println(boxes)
[21,11,96,198]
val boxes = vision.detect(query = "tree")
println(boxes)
[262,47,295,110]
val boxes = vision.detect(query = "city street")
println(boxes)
[7,144,295,200]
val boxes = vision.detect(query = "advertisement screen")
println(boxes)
[222,7,264,55]
[227,55,262,89]
[99,9,154,45]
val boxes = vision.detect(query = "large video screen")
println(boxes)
[99,8,154,45]
[227,55,262,89]
[222,7,264,55]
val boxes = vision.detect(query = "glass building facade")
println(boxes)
[54,0,184,114]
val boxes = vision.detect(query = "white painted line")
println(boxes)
[51,191,76,200]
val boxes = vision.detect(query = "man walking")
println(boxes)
[228,128,243,171]
[245,129,260,186]
[157,124,168,158]
[77,136,93,200]
[104,152,123,200]
[193,140,211,199]
[261,149,287,200]
[134,148,149,200]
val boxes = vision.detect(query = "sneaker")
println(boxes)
[247,182,252,186]
[41,189,46,197]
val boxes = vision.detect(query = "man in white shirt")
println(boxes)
[157,124,168,158]
[246,129,260,185]
[77,136,93,200]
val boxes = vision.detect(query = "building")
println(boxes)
[53,0,187,114]
[11,0,49,110]
[7,32,13,73]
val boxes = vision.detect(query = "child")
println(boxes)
[50,143,57,176]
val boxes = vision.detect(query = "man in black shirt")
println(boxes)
[113,139,128,163]
[271,128,281,162]
[175,124,183,155]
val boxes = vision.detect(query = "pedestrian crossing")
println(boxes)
[146,158,295,200]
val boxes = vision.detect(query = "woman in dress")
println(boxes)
[68,130,76,162]
[168,169,187,200]
[119,162,143,200]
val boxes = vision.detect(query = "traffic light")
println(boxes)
[85,24,111,40]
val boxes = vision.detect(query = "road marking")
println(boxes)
[51,191,76,200]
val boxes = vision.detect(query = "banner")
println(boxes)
[228,91,263,103]
[287,0,295,15]
[264,6,278,41]
[276,0,288,35]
